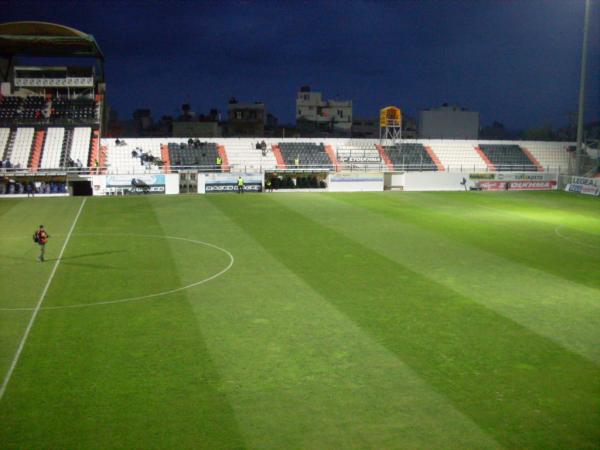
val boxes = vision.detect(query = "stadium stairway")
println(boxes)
[99,144,108,173]
[29,129,45,172]
[161,144,170,173]
[325,144,341,171]
[375,144,395,170]
[424,145,444,171]
[89,130,100,170]
[474,146,496,171]
[217,144,230,172]
[272,144,286,169]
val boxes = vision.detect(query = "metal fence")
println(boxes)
[0,163,573,177]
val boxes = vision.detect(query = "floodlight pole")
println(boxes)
[575,0,591,175]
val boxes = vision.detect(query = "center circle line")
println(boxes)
[0,233,234,311]
[554,225,600,250]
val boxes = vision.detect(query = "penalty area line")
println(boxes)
[0,197,87,402]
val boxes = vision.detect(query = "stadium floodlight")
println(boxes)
[575,0,591,175]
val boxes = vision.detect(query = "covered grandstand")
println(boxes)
[0,21,105,182]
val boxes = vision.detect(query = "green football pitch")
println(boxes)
[0,191,598,449]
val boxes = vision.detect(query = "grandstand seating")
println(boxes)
[278,142,331,167]
[0,95,97,124]
[105,138,162,174]
[21,97,48,120]
[223,140,276,172]
[383,143,437,171]
[0,97,22,122]
[51,98,97,121]
[40,127,66,169]
[168,142,219,169]
[479,144,537,171]
[9,127,34,168]
[69,127,92,167]
[427,140,488,171]
[96,138,574,174]
[523,142,570,171]
[0,132,577,174]
[336,142,382,170]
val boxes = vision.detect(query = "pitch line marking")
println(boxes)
[0,233,234,311]
[0,197,87,402]
[554,225,600,250]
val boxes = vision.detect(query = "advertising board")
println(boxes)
[202,173,262,193]
[565,183,600,196]
[508,180,557,190]
[329,172,384,192]
[106,175,166,194]
[337,156,381,163]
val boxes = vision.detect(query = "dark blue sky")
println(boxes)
[3,0,599,129]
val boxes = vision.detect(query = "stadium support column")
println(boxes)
[575,0,591,175]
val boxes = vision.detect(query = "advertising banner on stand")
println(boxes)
[473,172,558,191]
[106,175,166,194]
[565,176,600,196]
[329,172,384,192]
[337,156,381,163]
[202,173,262,193]
[477,181,506,191]
[509,180,557,190]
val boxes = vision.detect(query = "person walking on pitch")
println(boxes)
[34,225,49,262]
[237,176,245,194]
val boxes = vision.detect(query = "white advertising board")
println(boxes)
[328,172,384,192]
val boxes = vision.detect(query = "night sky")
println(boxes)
[2,0,599,129]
